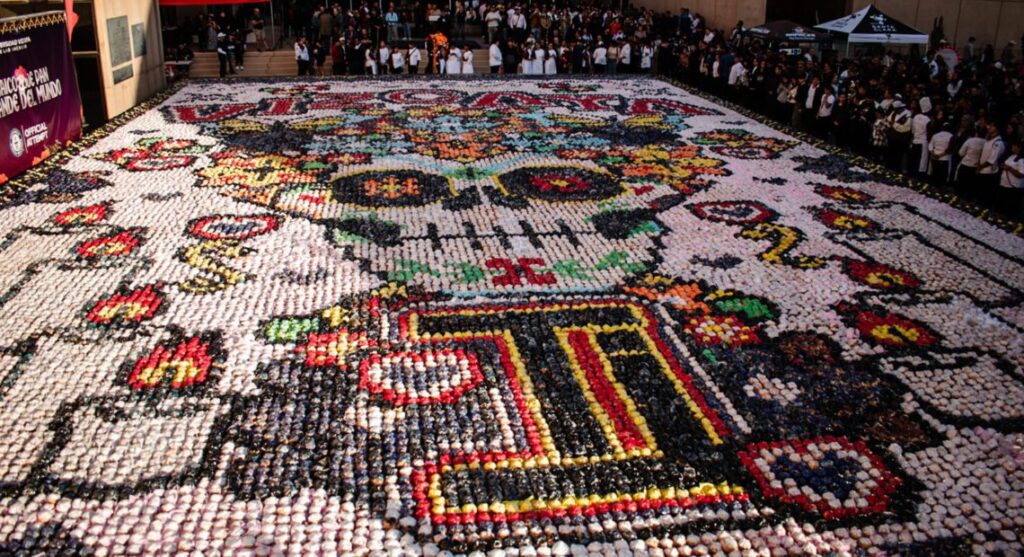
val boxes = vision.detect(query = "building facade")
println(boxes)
[0,0,165,128]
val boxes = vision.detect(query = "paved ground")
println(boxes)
[0,77,1022,555]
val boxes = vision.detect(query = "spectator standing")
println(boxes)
[462,46,475,74]
[489,40,503,73]
[251,8,267,51]
[232,31,245,71]
[911,102,932,178]
[887,100,913,171]
[486,7,502,44]
[408,44,421,74]
[871,107,889,163]
[998,141,1024,215]
[532,42,545,75]
[957,127,986,200]
[216,32,229,77]
[365,42,378,75]
[331,38,347,75]
[294,37,310,76]
[312,40,326,76]
[206,18,218,51]
[448,44,462,74]
[727,56,746,98]
[571,41,585,74]
[403,8,415,40]
[511,8,527,43]
[437,45,447,74]
[640,42,653,73]
[800,76,822,133]
[379,41,391,74]
[503,40,520,74]
[1001,40,1017,64]
[532,7,548,40]
[928,123,955,190]
[947,70,964,100]
[773,77,790,123]
[592,41,607,74]
[386,4,400,42]
[816,86,835,139]
[454,3,467,41]
[785,78,799,127]
[678,8,691,37]
[516,42,529,74]
[428,5,442,32]
[619,40,632,73]
[319,8,333,46]
[979,123,1007,205]
[392,45,406,73]
[350,39,366,75]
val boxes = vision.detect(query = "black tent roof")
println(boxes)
[744,20,830,43]
[816,5,928,45]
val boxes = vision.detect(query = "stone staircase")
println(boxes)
[188,49,300,78]
[184,23,494,79]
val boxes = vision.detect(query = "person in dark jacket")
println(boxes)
[216,32,229,77]
[503,40,520,75]
[232,30,246,71]
[332,37,348,75]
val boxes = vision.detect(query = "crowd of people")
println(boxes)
[281,1,667,77]
[167,1,1024,217]
[667,18,1024,218]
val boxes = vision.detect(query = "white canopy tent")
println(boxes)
[816,5,928,54]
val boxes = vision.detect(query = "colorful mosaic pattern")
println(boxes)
[0,77,1022,555]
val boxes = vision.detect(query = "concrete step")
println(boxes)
[188,51,303,78]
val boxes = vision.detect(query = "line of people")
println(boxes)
[666,16,1024,218]
[294,36,655,76]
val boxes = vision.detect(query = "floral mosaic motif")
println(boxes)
[792,154,876,183]
[739,437,903,520]
[692,129,798,159]
[92,137,206,172]
[74,228,145,262]
[124,329,224,392]
[493,165,622,202]
[334,169,455,208]
[689,200,828,270]
[0,79,1023,555]
[358,348,484,406]
[187,214,279,241]
[52,202,111,228]
[177,214,281,295]
[83,283,165,327]
[0,170,112,208]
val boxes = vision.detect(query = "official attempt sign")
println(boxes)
[0,11,82,186]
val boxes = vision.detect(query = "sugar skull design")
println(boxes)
[179,85,730,293]
[0,79,1022,555]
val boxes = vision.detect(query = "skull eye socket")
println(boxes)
[493,166,624,203]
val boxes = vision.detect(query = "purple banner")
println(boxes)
[0,12,82,186]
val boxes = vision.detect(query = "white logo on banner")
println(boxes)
[8,127,25,157]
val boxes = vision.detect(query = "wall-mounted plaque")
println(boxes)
[106,16,131,67]
[131,23,146,57]
[112,64,134,84]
